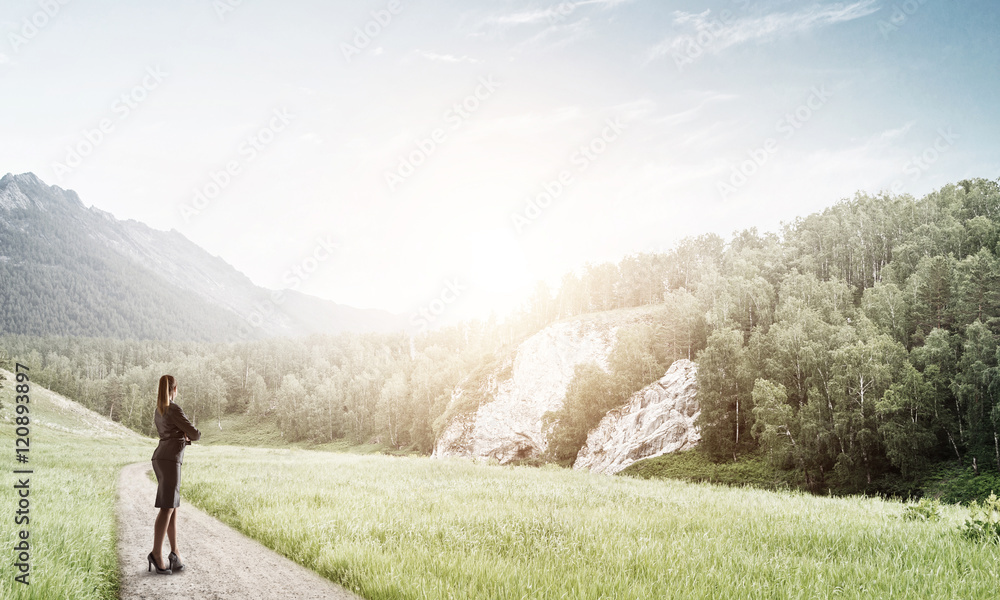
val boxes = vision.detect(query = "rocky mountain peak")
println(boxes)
[0,172,83,212]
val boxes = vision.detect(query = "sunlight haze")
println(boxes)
[2,0,998,322]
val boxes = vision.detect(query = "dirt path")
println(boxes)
[116,462,362,600]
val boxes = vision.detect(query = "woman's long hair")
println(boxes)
[157,375,176,416]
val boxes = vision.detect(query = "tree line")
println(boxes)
[690,179,1000,492]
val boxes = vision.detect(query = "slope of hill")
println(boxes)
[0,367,145,440]
[0,173,404,340]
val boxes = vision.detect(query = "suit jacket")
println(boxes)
[151,402,201,464]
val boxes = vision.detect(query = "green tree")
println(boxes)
[828,327,905,487]
[544,324,662,464]
[910,328,963,461]
[952,321,999,472]
[954,249,1000,328]
[875,362,937,477]
[696,328,754,460]
[751,379,797,467]
[862,282,910,345]
[908,254,957,343]
[544,363,614,464]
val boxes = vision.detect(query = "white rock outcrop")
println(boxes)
[574,359,699,475]
[432,316,620,463]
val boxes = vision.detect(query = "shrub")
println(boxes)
[902,497,942,521]
[919,464,1000,504]
[959,493,1000,543]
[620,449,802,491]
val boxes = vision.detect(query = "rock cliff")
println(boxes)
[574,359,699,475]
[431,314,624,463]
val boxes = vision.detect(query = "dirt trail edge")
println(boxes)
[116,461,362,600]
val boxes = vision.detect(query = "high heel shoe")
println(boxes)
[168,551,184,571]
[147,552,172,575]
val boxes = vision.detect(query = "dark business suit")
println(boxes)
[151,402,201,508]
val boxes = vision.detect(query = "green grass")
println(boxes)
[198,413,414,456]
[197,413,290,447]
[5,368,1000,599]
[0,368,153,600]
[181,445,1000,600]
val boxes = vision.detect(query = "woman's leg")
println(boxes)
[152,508,174,569]
[167,508,180,563]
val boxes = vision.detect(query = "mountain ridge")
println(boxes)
[0,172,406,340]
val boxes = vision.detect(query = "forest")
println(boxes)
[4,178,1000,496]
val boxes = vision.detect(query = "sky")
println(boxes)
[2,0,999,324]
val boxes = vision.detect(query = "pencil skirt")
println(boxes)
[151,459,182,508]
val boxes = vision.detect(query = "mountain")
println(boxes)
[0,172,405,340]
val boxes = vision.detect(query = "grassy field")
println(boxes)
[181,445,1000,600]
[197,413,412,456]
[4,370,1000,599]
[0,368,153,600]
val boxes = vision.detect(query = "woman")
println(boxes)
[148,374,201,575]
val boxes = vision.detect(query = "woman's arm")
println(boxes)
[169,403,202,441]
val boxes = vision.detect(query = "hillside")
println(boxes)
[0,366,145,441]
[0,173,405,341]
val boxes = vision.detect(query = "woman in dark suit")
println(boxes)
[148,374,201,575]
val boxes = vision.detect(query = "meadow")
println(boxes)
[0,369,153,600]
[3,371,1000,600]
[181,445,1000,600]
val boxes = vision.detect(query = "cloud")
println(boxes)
[413,51,483,64]
[478,0,633,34]
[513,18,593,51]
[648,1,880,61]
[874,120,915,141]
[494,8,562,27]
[654,92,735,127]
[0,53,9,64]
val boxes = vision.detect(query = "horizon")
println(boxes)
[2,0,999,323]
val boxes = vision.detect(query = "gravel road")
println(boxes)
[116,461,361,600]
